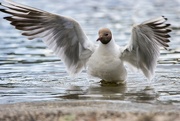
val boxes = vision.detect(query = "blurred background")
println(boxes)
[0,0,179,105]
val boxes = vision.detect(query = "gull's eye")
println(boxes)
[105,33,108,36]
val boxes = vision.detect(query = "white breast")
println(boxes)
[87,40,127,82]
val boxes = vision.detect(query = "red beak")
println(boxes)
[96,37,102,41]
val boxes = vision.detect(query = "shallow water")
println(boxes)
[0,0,180,105]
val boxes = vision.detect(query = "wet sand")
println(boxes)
[0,101,179,121]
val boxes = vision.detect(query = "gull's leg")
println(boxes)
[100,80,126,86]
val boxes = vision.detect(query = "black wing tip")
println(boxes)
[167,29,172,33]
[167,39,171,42]
[0,9,10,14]
[3,16,7,20]
[166,23,171,27]
[21,32,25,35]
[162,15,168,20]
[167,34,171,38]
[0,8,5,12]
[3,16,12,20]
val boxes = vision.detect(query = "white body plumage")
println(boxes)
[87,39,127,82]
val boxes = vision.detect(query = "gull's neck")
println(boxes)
[99,37,116,48]
[98,37,118,55]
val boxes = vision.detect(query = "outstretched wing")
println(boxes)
[0,0,95,75]
[121,16,171,80]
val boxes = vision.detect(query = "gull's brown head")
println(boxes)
[97,28,112,44]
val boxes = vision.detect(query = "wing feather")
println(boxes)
[0,0,94,75]
[121,16,171,80]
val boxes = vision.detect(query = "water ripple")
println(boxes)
[0,0,179,105]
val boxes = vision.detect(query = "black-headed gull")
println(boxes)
[0,0,171,83]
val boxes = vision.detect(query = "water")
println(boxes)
[0,0,180,105]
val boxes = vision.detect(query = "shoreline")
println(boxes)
[0,100,179,121]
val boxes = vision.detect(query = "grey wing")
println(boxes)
[121,16,171,80]
[0,0,95,75]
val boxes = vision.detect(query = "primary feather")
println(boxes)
[0,0,95,75]
[121,16,171,80]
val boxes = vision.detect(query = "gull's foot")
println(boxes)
[100,80,125,86]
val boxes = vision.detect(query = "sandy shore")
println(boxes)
[0,100,179,121]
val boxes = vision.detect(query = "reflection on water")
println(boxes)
[62,84,127,100]
[0,68,179,105]
[0,0,180,105]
